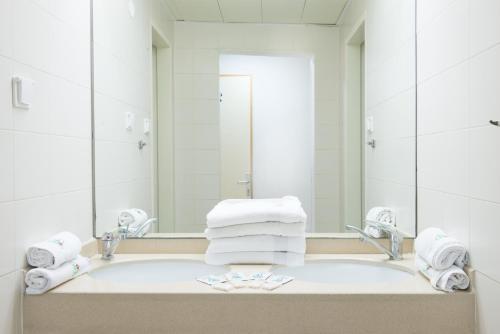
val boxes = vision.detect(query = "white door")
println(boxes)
[219,75,252,199]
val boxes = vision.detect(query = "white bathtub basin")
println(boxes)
[89,259,227,284]
[272,260,413,284]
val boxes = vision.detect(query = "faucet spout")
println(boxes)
[346,224,403,260]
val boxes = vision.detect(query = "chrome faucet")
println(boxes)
[346,222,404,260]
[100,230,125,260]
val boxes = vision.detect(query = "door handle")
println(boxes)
[237,180,250,184]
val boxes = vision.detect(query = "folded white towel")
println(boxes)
[415,256,470,292]
[205,222,305,240]
[205,251,304,266]
[206,196,307,228]
[364,207,395,238]
[118,208,148,227]
[26,232,82,269]
[415,228,468,270]
[25,255,90,295]
[206,235,306,254]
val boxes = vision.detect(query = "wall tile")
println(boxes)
[0,131,14,202]
[475,272,500,334]
[469,44,500,128]
[0,202,16,276]
[0,271,21,334]
[418,130,469,196]
[174,49,193,74]
[417,0,468,82]
[470,0,500,56]
[193,49,219,74]
[470,127,500,203]
[470,199,500,281]
[0,56,13,130]
[14,132,51,200]
[417,188,470,247]
[418,61,469,135]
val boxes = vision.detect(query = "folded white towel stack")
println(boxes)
[364,207,395,238]
[205,196,307,266]
[415,228,470,292]
[26,231,82,269]
[25,232,90,295]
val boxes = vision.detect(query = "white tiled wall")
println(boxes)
[340,0,417,236]
[93,0,175,235]
[417,0,500,332]
[0,0,93,332]
[173,22,341,232]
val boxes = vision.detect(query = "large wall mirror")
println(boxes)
[92,0,416,238]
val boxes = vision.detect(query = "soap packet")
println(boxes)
[247,272,273,289]
[197,274,227,286]
[262,274,294,291]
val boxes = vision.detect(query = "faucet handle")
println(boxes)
[101,231,115,241]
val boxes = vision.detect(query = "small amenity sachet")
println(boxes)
[415,256,469,292]
[206,196,307,228]
[262,274,294,291]
[196,274,227,286]
[26,231,82,269]
[415,228,469,270]
[25,255,90,295]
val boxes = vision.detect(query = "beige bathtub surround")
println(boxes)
[106,234,414,255]
[24,253,474,334]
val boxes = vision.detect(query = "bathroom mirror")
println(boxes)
[91,0,416,238]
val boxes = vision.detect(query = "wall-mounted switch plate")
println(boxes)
[143,118,151,135]
[366,116,374,134]
[12,76,35,109]
[125,112,135,131]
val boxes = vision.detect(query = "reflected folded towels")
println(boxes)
[206,235,306,254]
[205,251,304,266]
[415,256,469,292]
[364,207,395,238]
[205,222,305,240]
[415,228,468,270]
[25,255,90,295]
[26,231,82,269]
[206,196,307,228]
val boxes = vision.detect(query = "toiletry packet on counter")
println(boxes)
[197,274,227,286]
[262,275,294,291]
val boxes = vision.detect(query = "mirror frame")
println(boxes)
[90,0,418,239]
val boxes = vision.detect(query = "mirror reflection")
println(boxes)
[93,0,416,237]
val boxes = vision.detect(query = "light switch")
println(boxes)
[366,116,374,134]
[143,118,151,135]
[12,76,35,109]
[125,112,135,131]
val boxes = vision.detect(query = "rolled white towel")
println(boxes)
[415,228,468,270]
[25,255,90,295]
[415,256,469,292]
[206,196,307,228]
[205,222,306,240]
[206,235,306,254]
[205,251,304,266]
[118,208,148,227]
[364,207,395,238]
[26,232,82,269]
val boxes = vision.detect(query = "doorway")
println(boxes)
[219,75,253,199]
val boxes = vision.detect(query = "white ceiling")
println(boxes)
[164,0,350,25]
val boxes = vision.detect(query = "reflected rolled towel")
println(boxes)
[364,207,395,238]
[25,255,90,295]
[26,232,82,269]
[206,235,306,254]
[415,256,469,292]
[118,208,148,227]
[415,228,469,270]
